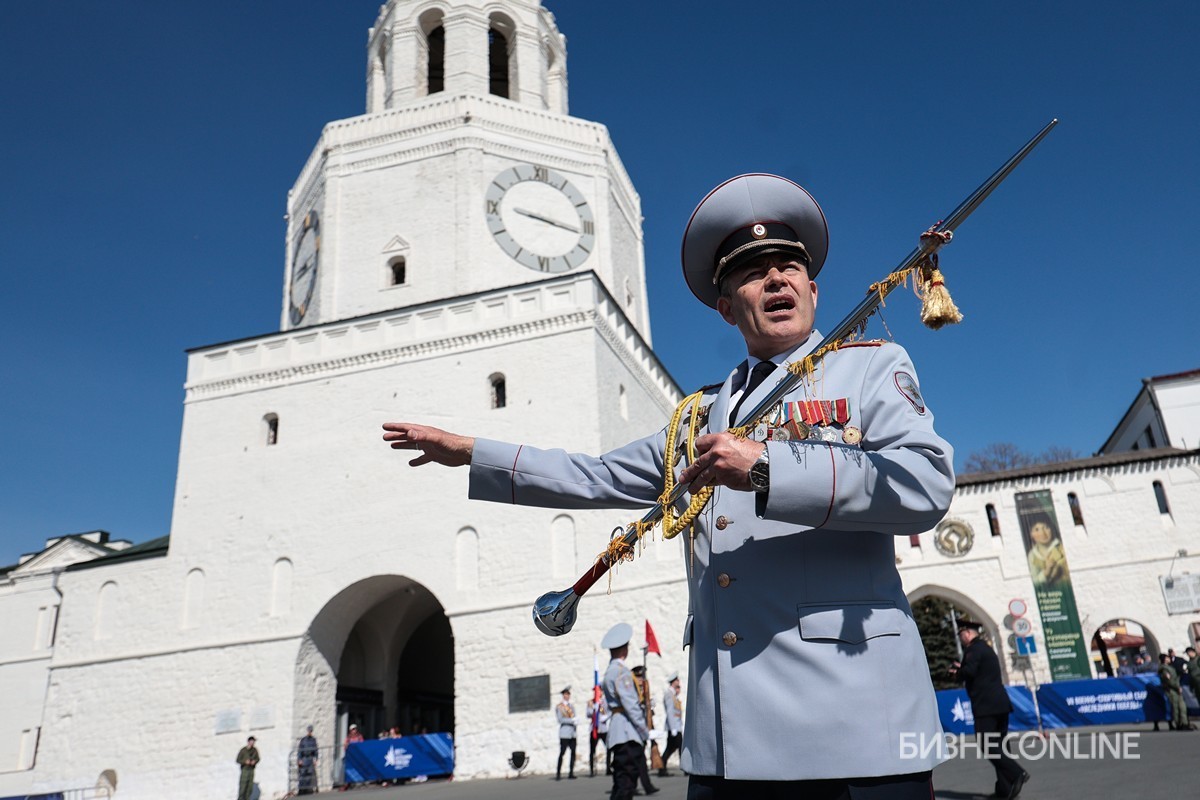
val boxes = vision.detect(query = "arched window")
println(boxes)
[986,504,1001,537]
[270,558,293,617]
[488,13,516,99]
[95,581,117,641]
[264,413,279,445]
[1153,481,1172,516]
[427,25,445,94]
[456,527,479,590]
[552,515,577,579]
[488,29,510,98]
[489,373,507,409]
[389,256,407,286]
[182,568,205,629]
[1068,492,1085,527]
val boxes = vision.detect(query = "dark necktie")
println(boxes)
[729,360,777,426]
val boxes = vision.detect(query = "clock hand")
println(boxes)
[513,207,579,233]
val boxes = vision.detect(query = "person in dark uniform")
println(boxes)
[949,620,1028,799]
[1157,653,1194,730]
[236,736,260,800]
[297,725,319,794]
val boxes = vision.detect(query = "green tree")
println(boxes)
[913,596,962,690]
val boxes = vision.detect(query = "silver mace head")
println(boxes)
[532,587,580,637]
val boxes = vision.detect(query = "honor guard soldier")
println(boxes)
[600,623,651,800]
[555,685,578,779]
[587,691,612,777]
[660,672,683,777]
[385,172,956,798]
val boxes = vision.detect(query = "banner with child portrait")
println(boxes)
[1015,490,1091,681]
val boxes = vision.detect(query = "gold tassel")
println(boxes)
[918,261,963,330]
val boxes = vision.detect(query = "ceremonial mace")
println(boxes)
[533,119,1059,637]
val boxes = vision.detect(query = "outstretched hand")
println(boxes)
[676,433,764,493]
[382,422,475,467]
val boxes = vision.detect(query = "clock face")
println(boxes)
[485,165,595,272]
[289,210,320,325]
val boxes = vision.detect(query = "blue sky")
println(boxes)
[2,1,1197,560]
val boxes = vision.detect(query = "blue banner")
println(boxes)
[344,734,454,783]
[935,687,1038,734]
[1035,675,1171,726]
[937,675,1200,732]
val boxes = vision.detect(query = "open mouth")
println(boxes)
[764,296,795,313]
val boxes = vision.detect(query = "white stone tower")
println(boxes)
[282,0,652,339]
[29,3,687,797]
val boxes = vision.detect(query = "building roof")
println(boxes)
[956,446,1197,487]
[1099,367,1200,455]
[64,535,171,571]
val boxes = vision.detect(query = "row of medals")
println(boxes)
[674,404,863,467]
[758,417,862,445]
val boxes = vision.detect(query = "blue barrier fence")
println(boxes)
[937,675,1200,734]
[343,734,454,783]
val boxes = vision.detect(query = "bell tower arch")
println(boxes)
[280,0,647,340]
[365,1,567,113]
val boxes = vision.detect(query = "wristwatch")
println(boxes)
[748,445,770,493]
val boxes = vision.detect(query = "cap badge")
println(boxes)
[751,223,767,239]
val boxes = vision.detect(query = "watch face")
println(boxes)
[289,210,320,325]
[485,165,595,272]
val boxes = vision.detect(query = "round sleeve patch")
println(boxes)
[894,371,926,414]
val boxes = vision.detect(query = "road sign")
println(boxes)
[1008,598,1028,618]
[1013,617,1033,636]
[1016,635,1037,655]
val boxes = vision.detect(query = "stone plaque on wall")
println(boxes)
[508,674,550,713]
[214,709,242,735]
[1161,574,1200,614]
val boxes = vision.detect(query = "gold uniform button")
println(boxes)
[715,515,730,530]
[722,631,738,647]
[717,573,732,588]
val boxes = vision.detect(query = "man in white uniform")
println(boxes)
[384,173,954,798]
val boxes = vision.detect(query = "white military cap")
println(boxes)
[667,671,679,683]
[561,685,571,694]
[601,622,633,650]
[681,173,829,309]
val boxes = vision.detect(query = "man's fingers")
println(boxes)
[409,452,434,467]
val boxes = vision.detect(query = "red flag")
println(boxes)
[592,653,603,740]
[645,619,662,656]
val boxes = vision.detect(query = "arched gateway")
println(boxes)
[907,584,1008,687]
[294,576,454,767]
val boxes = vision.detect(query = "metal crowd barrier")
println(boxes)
[285,743,339,796]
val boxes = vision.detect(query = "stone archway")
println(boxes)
[1090,618,1161,677]
[293,575,454,783]
[906,584,1007,686]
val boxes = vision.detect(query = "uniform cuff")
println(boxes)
[760,440,838,527]
[468,438,523,504]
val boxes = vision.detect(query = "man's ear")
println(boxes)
[716,295,737,326]
[810,280,819,310]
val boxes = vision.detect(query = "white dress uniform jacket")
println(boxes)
[469,331,954,780]
[602,658,648,747]
[663,688,683,736]
[556,701,577,739]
